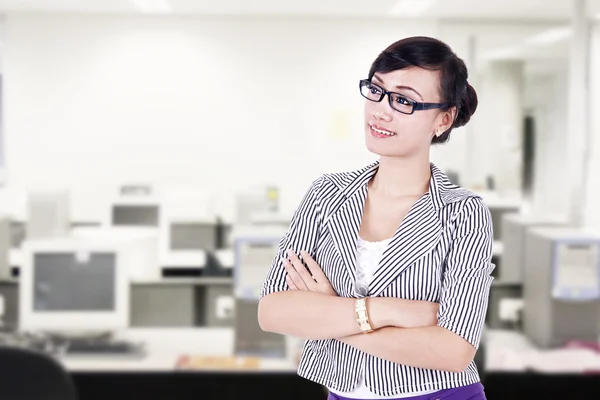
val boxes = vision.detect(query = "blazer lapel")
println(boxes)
[326,163,377,290]
[369,181,443,297]
[327,184,367,286]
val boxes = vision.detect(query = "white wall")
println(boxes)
[4,13,442,221]
[585,22,600,228]
[0,16,6,185]
[523,64,570,217]
[435,21,570,191]
[473,60,524,196]
[3,13,571,222]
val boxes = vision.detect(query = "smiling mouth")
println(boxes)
[369,124,397,137]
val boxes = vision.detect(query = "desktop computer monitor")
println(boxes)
[159,190,217,270]
[501,213,567,284]
[160,217,218,270]
[523,227,600,348]
[108,194,161,228]
[169,220,218,251]
[233,225,288,358]
[19,238,130,334]
[233,225,288,300]
[112,204,159,227]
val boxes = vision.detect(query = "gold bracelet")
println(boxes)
[355,298,373,333]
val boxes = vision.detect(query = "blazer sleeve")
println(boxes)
[437,197,495,349]
[259,176,324,299]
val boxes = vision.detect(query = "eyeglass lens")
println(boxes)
[360,81,414,114]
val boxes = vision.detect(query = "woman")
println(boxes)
[258,36,492,400]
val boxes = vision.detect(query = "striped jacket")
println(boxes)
[260,160,494,396]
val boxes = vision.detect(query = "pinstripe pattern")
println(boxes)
[260,161,494,396]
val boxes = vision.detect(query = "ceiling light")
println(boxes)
[526,27,572,46]
[130,0,172,14]
[390,0,437,17]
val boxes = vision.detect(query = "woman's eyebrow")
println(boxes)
[373,74,423,101]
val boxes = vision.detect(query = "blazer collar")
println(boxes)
[337,160,460,210]
[326,160,474,297]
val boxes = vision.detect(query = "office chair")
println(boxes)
[0,346,78,400]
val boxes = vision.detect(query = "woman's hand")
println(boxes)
[283,250,338,296]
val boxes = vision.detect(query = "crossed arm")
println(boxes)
[258,250,475,373]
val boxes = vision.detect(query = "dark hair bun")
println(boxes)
[453,83,478,128]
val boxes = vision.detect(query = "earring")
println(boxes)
[436,129,442,137]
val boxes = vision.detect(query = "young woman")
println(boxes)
[258,36,492,400]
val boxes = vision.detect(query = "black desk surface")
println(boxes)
[71,371,600,400]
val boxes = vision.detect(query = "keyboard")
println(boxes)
[64,339,145,357]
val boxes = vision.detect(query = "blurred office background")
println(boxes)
[0,0,599,399]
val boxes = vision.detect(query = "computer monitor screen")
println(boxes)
[170,223,217,251]
[234,237,283,299]
[33,253,115,312]
[112,205,159,227]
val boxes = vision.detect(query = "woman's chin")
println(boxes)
[365,135,399,157]
[365,136,420,158]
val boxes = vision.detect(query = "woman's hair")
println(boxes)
[368,36,477,144]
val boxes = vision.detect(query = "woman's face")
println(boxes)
[363,67,450,159]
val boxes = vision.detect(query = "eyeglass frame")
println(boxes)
[359,79,449,115]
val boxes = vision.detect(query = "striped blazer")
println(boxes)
[260,160,494,396]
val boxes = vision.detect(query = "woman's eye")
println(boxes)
[396,96,409,105]
[370,87,381,95]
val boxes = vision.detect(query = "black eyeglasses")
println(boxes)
[359,79,448,115]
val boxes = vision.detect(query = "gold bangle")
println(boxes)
[355,298,373,333]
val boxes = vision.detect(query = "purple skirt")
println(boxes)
[327,382,486,400]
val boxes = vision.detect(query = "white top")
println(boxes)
[328,237,438,399]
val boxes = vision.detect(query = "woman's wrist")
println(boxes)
[366,297,439,330]
[363,297,395,329]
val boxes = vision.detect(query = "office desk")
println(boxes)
[482,329,600,399]
[55,328,326,400]
[485,329,600,373]
[66,328,600,400]
[59,328,296,373]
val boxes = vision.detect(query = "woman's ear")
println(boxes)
[437,107,457,133]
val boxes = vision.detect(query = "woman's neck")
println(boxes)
[369,155,431,199]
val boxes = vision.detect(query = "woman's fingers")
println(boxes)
[286,275,299,290]
[300,250,329,284]
[283,257,309,290]
[284,259,308,290]
[286,250,316,288]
